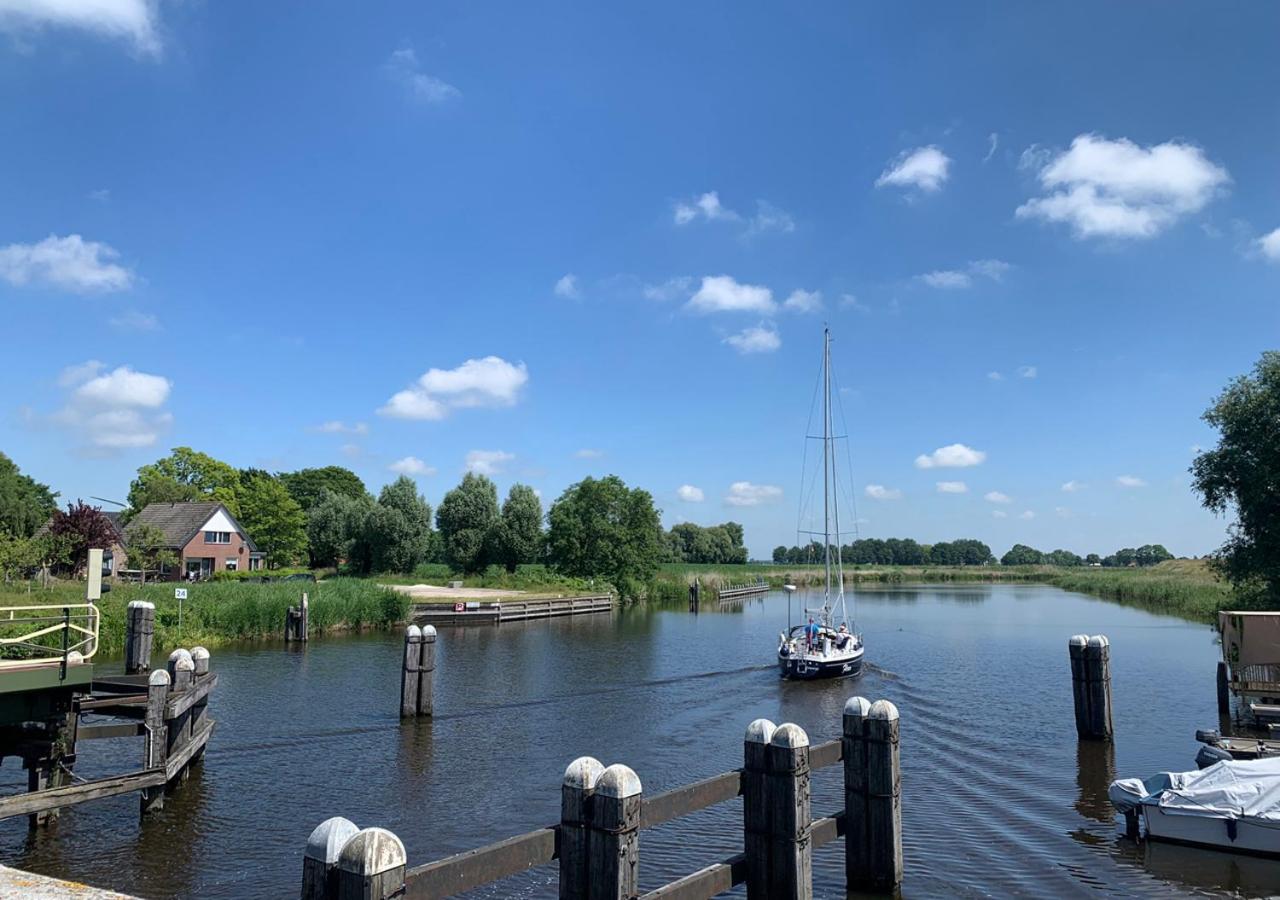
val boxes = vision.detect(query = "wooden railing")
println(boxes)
[0,602,99,669]
[300,697,903,899]
[715,578,769,601]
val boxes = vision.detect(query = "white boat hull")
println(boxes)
[1143,805,1280,857]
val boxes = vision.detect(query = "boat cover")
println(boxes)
[1109,756,1280,821]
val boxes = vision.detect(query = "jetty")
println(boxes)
[715,577,769,602]
[410,593,614,626]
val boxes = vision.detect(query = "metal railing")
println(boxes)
[0,603,100,669]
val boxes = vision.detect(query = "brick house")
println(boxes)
[126,501,265,580]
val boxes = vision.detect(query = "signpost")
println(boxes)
[175,587,187,637]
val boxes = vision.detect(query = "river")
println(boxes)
[1,584,1274,898]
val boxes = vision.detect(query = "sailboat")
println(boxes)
[777,327,865,680]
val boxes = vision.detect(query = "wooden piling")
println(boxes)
[125,600,155,674]
[765,723,812,900]
[334,827,406,900]
[141,669,170,815]
[287,593,310,643]
[1070,634,1114,740]
[743,718,776,899]
[842,697,871,889]
[400,626,422,719]
[1217,660,1230,717]
[560,756,604,900]
[303,816,359,900]
[418,625,436,716]
[586,764,641,900]
[190,647,211,762]
[1069,634,1089,737]
[865,700,902,892]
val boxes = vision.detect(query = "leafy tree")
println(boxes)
[279,467,367,511]
[490,484,544,572]
[0,531,45,582]
[1134,544,1174,567]
[772,545,789,564]
[547,475,663,587]
[124,523,177,584]
[48,501,117,574]
[666,522,749,564]
[127,447,241,519]
[1001,544,1045,566]
[307,489,372,569]
[236,474,307,568]
[436,473,499,574]
[0,452,58,538]
[1085,553,1102,566]
[370,477,433,573]
[1045,549,1083,567]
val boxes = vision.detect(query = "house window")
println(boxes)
[225,558,238,572]
[249,557,263,571]
[205,531,231,544]
[102,550,114,575]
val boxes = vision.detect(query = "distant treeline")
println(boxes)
[664,522,749,565]
[771,538,1177,568]
[1000,543,1174,568]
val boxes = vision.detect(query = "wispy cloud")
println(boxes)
[984,491,1012,504]
[1018,510,1036,520]
[725,481,783,507]
[49,360,172,451]
[1017,365,1037,379]
[918,259,1010,289]
[915,443,986,469]
[465,449,514,475]
[676,484,704,502]
[0,0,162,56]
[0,234,134,293]
[389,456,435,476]
[554,273,580,299]
[782,289,823,314]
[987,371,1004,381]
[1016,134,1229,239]
[936,481,968,494]
[983,133,999,164]
[841,294,870,313]
[672,191,794,236]
[1061,480,1084,493]
[379,356,528,420]
[642,276,693,302]
[992,510,1008,519]
[865,484,902,501]
[1115,474,1147,488]
[723,324,781,354]
[876,146,951,193]
[314,421,369,436]
[688,276,775,314]
[1256,227,1280,263]
[574,448,603,459]
[384,47,461,104]
[108,309,159,331]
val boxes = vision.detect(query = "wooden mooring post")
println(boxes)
[764,723,812,899]
[844,698,902,892]
[399,625,435,718]
[1217,660,1231,717]
[125,600,155,674]
[286,592,310,643]
[689,580,700,612]
[140,669,170,815]
[1069,634,1113,741]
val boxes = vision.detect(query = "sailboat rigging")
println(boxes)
[777,327,865,680]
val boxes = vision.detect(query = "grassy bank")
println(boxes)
[0,578,408,658]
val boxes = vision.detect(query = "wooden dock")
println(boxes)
[413,594,613,626]
[716,578,769,602]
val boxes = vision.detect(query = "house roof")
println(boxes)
[126,502,259,552]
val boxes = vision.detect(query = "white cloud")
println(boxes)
[315,421,369,436]
[51,360,172,450]
[554,274,580,299]
[983,133,999,163]
[0,234,134,292]
[1055,506,1072,518]
[1061,480,1084,493]
[1019,510,1036,520]
[465,449,514,476]
[89,188,110,203]
[915,443,986,469]
[574,448,603,459]
[687,275,775,314]
[876,146,951,193]
[783,289,823,314]
[987,371,1004,381]
[340,443,362,460]
[920,270,971,289]
[725,481,783,507]
[936,481,968,494]
[984,491,1012,504]
[991,510,1008,519]
[918,259,1010,289]
[723,324,781,355]
[676,484,704,502]
[384,48,460,104]
[1017,365,1038,379]
[841,294,870,313]
[642,276,693,302]
[1256,228,1280,263]
[379,356,528,420]
[389,456,435,476]
[864,484,902,501]
[1116,474,1147,488]
[0,0,161,55]
[108,309,158,331]
[673,192,794,236]
[1016,134,1229,239]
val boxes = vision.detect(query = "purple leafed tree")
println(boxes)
[48,500,116,574]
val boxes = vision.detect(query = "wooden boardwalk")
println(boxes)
[413,594,613,626]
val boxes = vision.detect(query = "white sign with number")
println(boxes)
[175,588,188,600]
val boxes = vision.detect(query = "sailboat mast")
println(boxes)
[822,327,832,606]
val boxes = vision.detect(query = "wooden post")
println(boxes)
[302,816,358,900]
[842,697,871,889]
[865,700,902,892]
[586,764,641,900]
[287,593,311,643]
[743,718,776,899]
[1084,635,1113,741]
[765,723,812,900]
[560,756,604,900]
[169,653,195,783]
[191,647,211,761]
[418,625,436,716]
[141,669,170,815]
[334,827,406,900]
[1217,660,1230,717]
[299,591,309,641]
[125,600,155,674]
[400,626,422,718]
[1069,634,1089,737]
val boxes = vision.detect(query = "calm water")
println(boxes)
[2,584,1276,899]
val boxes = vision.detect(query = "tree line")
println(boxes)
[772,538,996,567]
[999,543,1174,567]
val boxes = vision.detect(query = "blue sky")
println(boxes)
[1,1,1276,559]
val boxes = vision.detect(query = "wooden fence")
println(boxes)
[414,594,613,626]
[300,697,902,899]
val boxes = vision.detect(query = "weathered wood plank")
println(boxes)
[165,720,214,781]
[79,695,147,711]
[638,854,747,900]
[78,722,145,740]
[403,828,557,898]
[641,770,741,829]
[0,770,164,820]
[163,673,218,719]
[809,739,840,771]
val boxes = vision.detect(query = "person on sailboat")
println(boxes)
[806,617,819,650]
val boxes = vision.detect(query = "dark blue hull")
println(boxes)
[778,651,863,680]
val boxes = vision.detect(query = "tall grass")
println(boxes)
[0,578,408,657]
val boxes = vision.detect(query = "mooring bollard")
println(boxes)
[560,756,604,900]
[334,827,407,900]
[302,817,359,900]
[586,764,641,900]
[141,668,170,815]
[866,700,902,892]
[743,718,776,899]
[842,697,872,888]
[1217,660,1230,717]
[400,626,422,718]
[765,723,812,900]
[172,650,194,692]
[1070,634,1114,740]
[125,600,155,674]
[286,592,311,643]
[689,579,700,611]
[418,624,436,716]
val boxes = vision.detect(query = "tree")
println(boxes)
[436,473,499,574]
[0,531,45,582]
[1134,544,1174,567]
[48,501,117,574]
[490,484,543,571]
[547,475,663,587]
[1045,549,1083,567]
[772,545,789,564]
[370,477,433,573]
[127,447,241,519]
[0,452,58,538]
[236,474,307,568]
[307,489,372,569]
[1001,544,1044,566]
[1085,553,1101,566]
[279,467,367,511]
[124,523,177,584]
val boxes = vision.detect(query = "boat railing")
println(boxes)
[0,602,100,669]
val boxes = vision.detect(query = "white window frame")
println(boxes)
[205,531,231,544]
